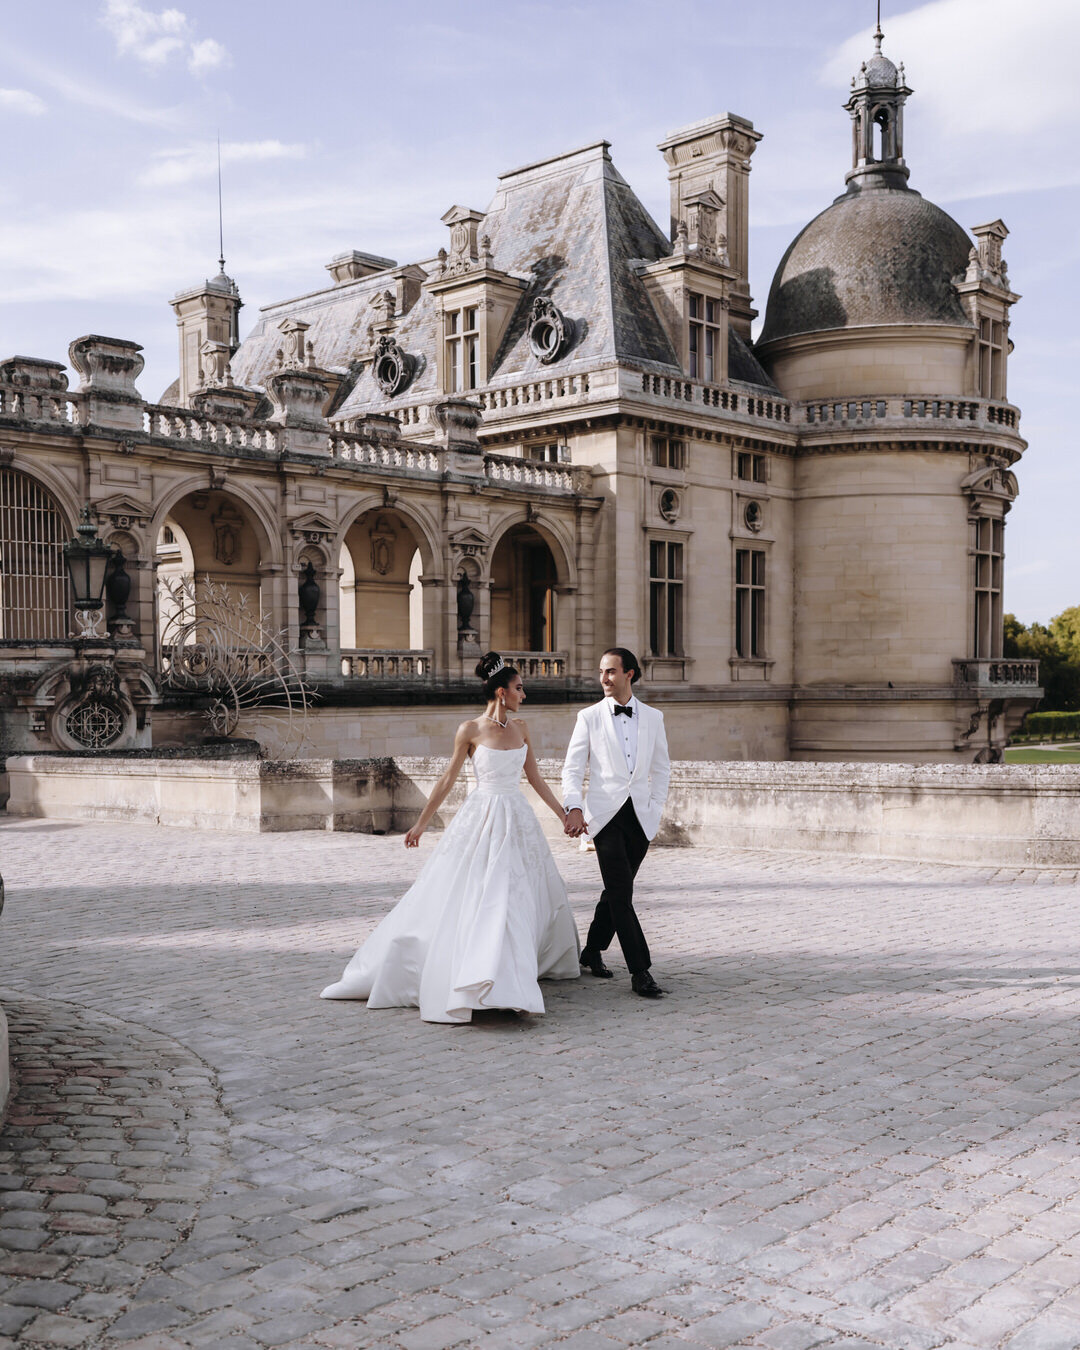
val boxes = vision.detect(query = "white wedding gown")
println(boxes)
[321,744,581,1023]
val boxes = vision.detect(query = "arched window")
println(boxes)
[872,108,891,162]
[0,468,69,640]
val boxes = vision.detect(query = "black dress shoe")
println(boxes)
[580,949,614,978]
[631,971,665,998]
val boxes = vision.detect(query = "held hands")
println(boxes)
[564,807,587,838]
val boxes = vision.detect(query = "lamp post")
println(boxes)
[63,506,114,640]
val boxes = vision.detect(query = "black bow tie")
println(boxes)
[613,704,633,718]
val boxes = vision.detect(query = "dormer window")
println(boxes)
[446,307,479,392]
[688,293,721,383]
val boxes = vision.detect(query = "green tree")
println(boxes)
[1049,605,1080,662]
[1004,611,1080,711]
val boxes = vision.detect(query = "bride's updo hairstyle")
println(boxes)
[475,651,519,701]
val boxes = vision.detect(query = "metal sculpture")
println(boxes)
[158,574,313,754]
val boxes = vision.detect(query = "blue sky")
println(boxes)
[1,0,1076,623]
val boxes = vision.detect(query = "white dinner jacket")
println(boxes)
[561,697,671,840]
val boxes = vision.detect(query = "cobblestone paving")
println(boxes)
[2,818,1080,1349]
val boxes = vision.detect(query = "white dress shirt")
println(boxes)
[607,694,639,775]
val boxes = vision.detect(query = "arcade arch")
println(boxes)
[0,467,70,640]
[489,523,561,653]
[155,489,266,647]
[340,507,425,650]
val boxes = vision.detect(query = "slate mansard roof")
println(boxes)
[228,140,774,411]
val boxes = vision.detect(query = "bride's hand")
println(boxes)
[404,825,423,848]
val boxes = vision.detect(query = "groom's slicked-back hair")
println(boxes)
[602,647,641,684]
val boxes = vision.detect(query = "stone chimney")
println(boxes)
[658,113,762,339]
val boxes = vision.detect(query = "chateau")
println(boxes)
[0,25,1039,769]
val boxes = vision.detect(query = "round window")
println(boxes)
[527,297,569,364]
[65,702,124,750]
[372,337,412,396]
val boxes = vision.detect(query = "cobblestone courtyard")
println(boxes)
[3,819,1080,1349]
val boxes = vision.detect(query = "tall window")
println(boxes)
[978,317,1005,400]
[734,548,765,659]
[0,469,69,640]
[973,516,1003,658]
[651,436,685,470]
[688,293,721,383]
[445,306,479,392]
[735,451,767,483]
[649,540,683,657]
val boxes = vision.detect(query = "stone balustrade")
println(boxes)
[0,383,77,424]
[144,404,279,451]
[476,373,591,413]
[330,433,443,474]
[340,649,435,678]
[953,657,1041,688]
[483,454,585,493]
[804,395,1020,431]
[639,371,792,424]
[337,650,564,679]
[498,651,568,678]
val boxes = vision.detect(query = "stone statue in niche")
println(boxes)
[370,515,396,576]
[456,572,476,632]
[211,501,244,566]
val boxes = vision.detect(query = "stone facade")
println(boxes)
[0,25,1038,766]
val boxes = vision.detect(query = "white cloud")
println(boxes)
[99,0,230,75]
[0,88,47,116]
[188,38,228,74]
[139,140,308,188]
[825,0,1079,137]
[821,0,1080,198]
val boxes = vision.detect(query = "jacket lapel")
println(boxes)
[630,703,652,783]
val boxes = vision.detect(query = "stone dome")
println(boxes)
[758,186,974,348]
[861,52,898,86]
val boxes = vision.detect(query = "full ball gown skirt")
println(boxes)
[320,744,581,1023]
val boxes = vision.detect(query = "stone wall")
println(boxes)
[150,696,792,763]
[7,754,1080,867]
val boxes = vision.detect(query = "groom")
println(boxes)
[561,648,671,998]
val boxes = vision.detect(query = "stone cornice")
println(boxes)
[756,321,975,360]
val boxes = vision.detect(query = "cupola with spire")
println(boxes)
[756,18,983,398]
[843,20,912,192]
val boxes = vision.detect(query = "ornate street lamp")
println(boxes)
[63,506,114,639]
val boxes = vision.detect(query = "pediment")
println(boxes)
[288,511,339,540]
[961,465,1018,501]
[96,493,152,524]
[450,526,489,548]
[683,187,725,211]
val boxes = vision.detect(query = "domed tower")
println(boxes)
[756,23,1035,762]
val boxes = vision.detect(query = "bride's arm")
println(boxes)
[404,721,475,847]
[521,724,566,824]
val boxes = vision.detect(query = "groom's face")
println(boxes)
[599,654,633,704]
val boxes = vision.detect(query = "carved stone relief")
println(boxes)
[211,500,244,566]
[370,514,397,576]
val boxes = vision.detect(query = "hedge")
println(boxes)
[1016,710,1080,741]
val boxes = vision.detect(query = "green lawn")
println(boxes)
[1005,747,1080,763]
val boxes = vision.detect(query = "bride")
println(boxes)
[321,652,581,1023]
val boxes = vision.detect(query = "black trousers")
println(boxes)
[586,797,651,975]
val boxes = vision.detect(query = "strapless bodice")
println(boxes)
[469,743,527,794]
